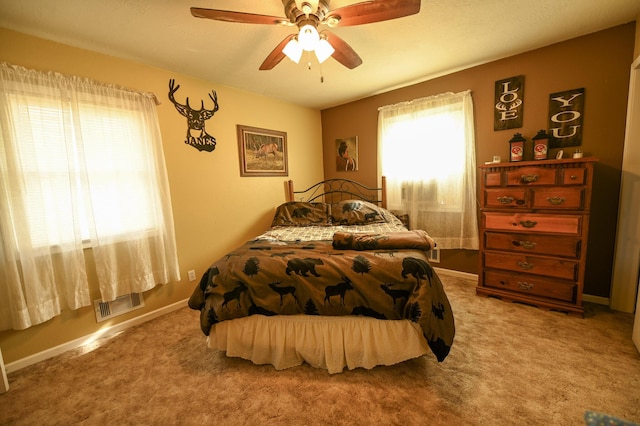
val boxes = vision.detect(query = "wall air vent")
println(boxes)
[94,293,144,323]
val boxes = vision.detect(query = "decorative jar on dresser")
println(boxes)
[476,157,598,317]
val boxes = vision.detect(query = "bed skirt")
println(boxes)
[207,315,430,374]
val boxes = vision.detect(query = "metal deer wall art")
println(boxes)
[168,79,219,152]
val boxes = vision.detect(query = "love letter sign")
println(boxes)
[494,75,524,131]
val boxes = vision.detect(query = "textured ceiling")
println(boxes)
[0,0,638,109]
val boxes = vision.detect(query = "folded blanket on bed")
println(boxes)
[332,230,435,251]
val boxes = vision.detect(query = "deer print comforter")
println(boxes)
[188,235,455,362]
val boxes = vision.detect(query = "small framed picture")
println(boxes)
[556,150,564,159]
[335,136,358,171]
[237,125,288,177]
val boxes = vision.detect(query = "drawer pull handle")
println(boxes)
[519,220,537,228]
[517,261,534,270]
[547,196,565,205]
[570,175,577,180]
[521,174,539,183]
[498,196,515,204]
[518,281,534,291]
[516,240,537,250]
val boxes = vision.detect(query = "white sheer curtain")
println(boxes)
[378,90,479,250]
[0,63,180,330]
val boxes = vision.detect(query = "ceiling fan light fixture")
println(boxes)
[298,24,320,51]
[300,2,312,16]
[297,0,319,15]
[315,38,335,63]
[325,16,340,28]
[283,38,303,63]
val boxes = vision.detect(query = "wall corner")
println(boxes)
[635,17,640,61]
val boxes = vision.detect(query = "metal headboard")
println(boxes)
[286,177,387,209]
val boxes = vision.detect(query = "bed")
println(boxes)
[188,178,455,373]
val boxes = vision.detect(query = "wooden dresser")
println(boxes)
[476,157,598,316]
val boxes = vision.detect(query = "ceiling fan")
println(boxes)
[190,0,421,70]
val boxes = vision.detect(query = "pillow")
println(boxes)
[271,202,331,227]
[330,200,388,225]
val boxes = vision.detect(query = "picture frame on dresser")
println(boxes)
[476,157,598,317]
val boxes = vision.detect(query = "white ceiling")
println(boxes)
[1,0,639,110]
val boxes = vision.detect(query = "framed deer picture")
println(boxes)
[237,125,288,177]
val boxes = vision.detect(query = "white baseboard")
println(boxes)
[6,298,189,374]
[434,267,478,281]
[583,294,610,306]
[435,267,609,306]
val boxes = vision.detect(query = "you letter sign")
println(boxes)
[548,88,584,148]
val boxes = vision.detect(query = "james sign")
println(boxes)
[548,88,584,148]
[494,75,524,131]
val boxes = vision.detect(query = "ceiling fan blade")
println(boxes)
[190,7,287,25]
[324,32,363,69]
[325,0,420,27]
[259,34,296,70]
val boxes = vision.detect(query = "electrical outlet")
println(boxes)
[187,270,196,282]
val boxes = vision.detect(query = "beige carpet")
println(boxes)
[1,273,639,426]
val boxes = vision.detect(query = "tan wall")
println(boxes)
[0,28,324,364]
[321,23,637,297]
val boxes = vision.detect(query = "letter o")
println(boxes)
[500,92,518,103]
[551,111,581,123]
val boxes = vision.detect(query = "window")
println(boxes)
[0,63,180,330]
[9,94,159,246]
[378,91,479,250]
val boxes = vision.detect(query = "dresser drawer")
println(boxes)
[483,188,528,208]
[484,270,577,302]
[484,232,581,258]
[483,212,582,234]
[485,171,502,187]
[506,167,557,186]
[531,187,584,210]
[484,252,578,280]
[561,167,586,185]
